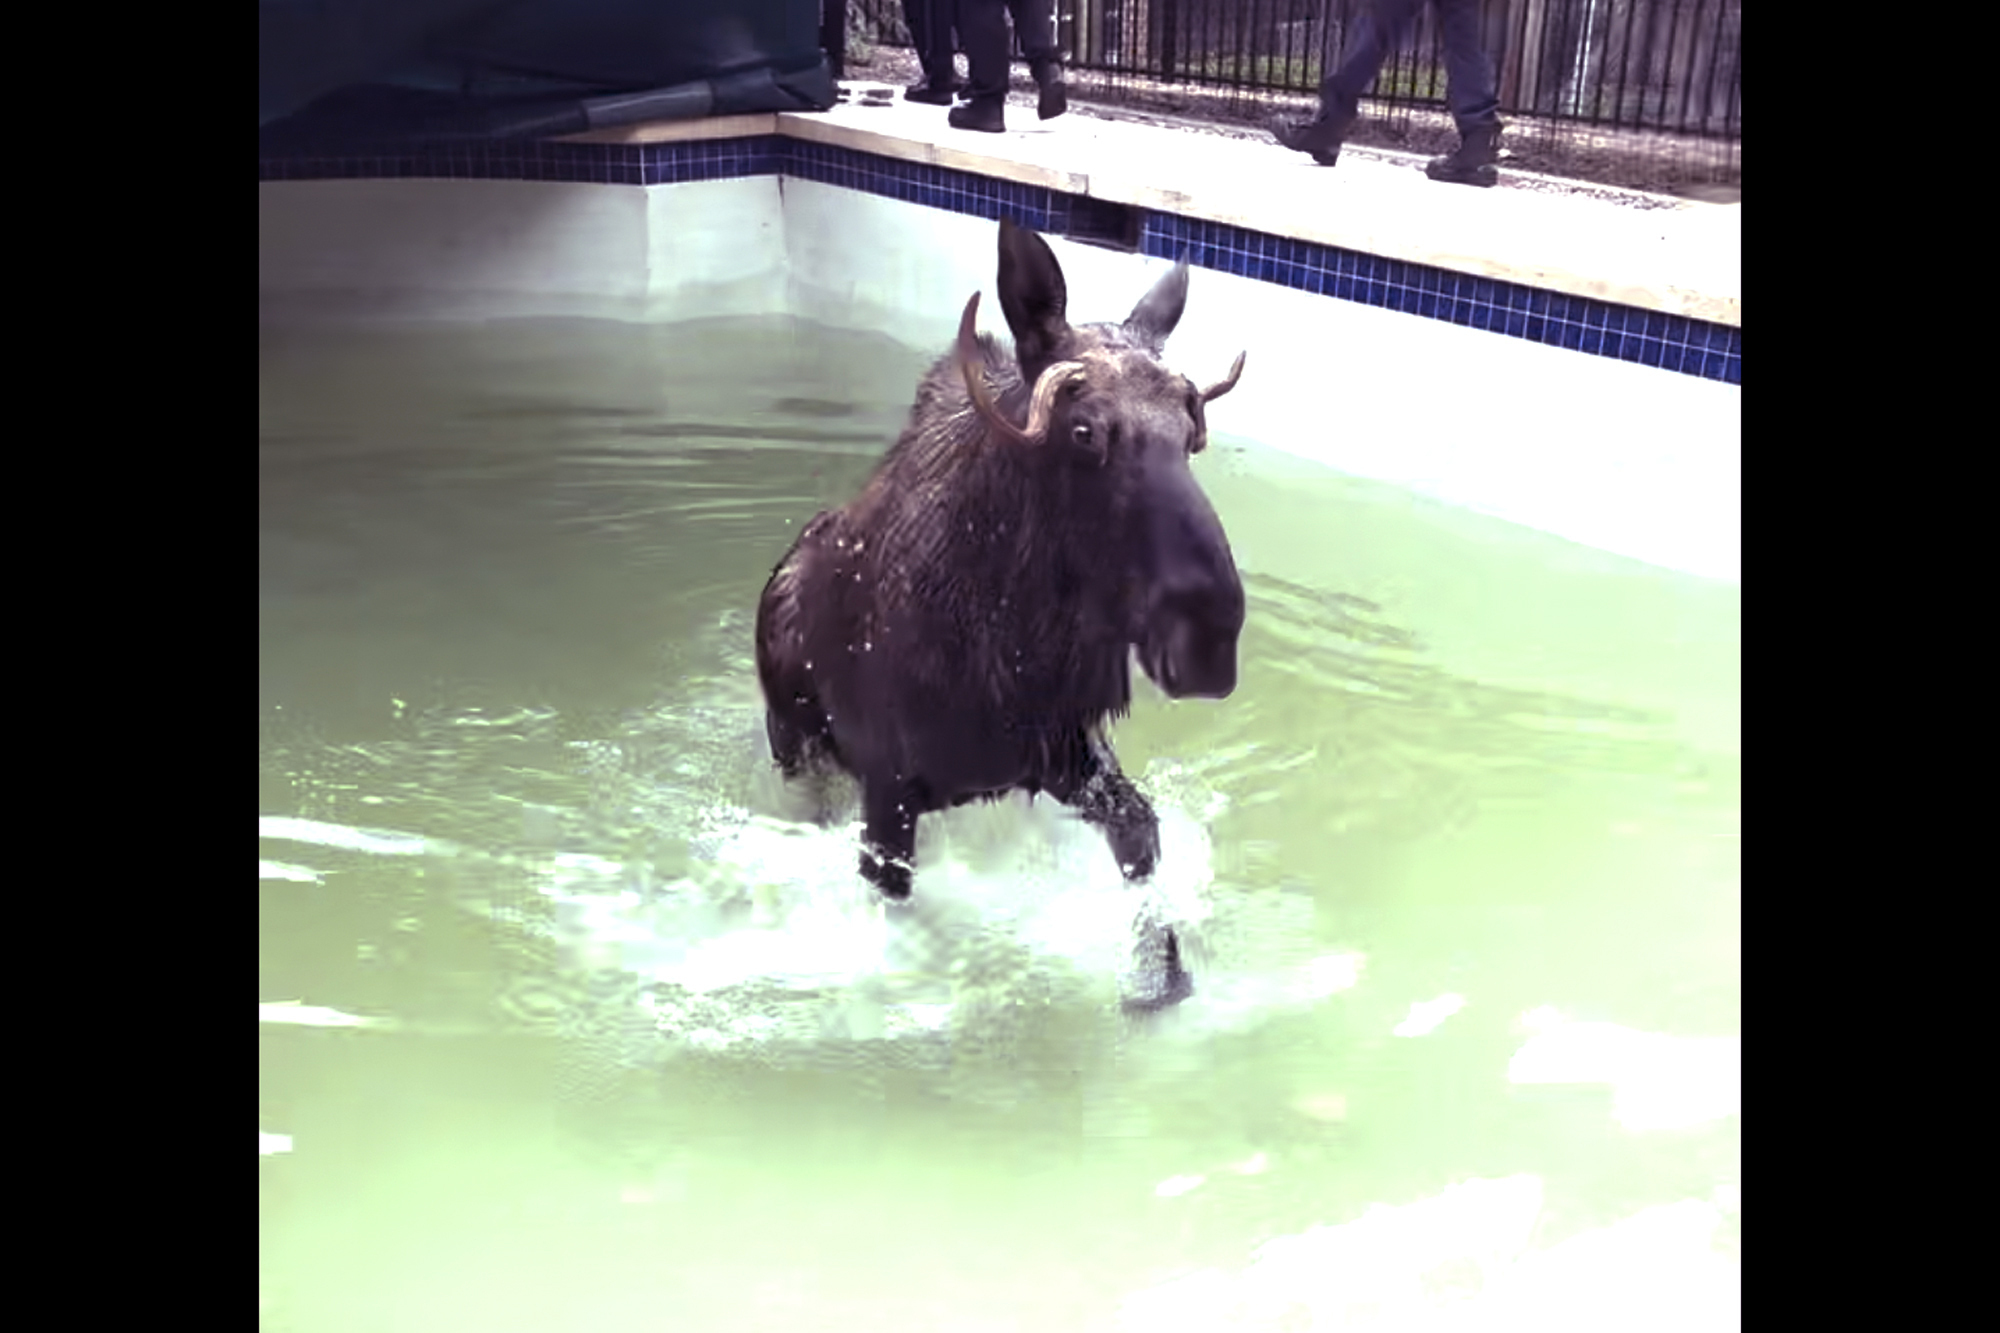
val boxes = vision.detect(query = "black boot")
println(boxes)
[948,95,1005,133]
[904,78,961,106]
[1426,121,1502,187]
[1033,59,1067,120]
[1270,97,1359,166]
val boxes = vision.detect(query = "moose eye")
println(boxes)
[1072,423,1093,448]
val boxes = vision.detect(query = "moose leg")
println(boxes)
[859,777,922,901]
[1049,730,1160,881]
[1049,730,1191,1010]
[764,705,841,827]
[765,706,815,779]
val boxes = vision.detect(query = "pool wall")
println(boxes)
[259,120,1740,583]
[258,176,791,322]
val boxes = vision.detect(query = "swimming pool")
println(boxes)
[260,123,1739,1331]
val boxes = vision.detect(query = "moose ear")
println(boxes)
[1124,256,1189,352]
[996,216,1070,376]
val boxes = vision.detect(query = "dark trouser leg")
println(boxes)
[1005,0,1065,117]
[902,0,958,89]
[1320,0,1422,114]
[1426,0,1502,183]
[957,0,1011,104]
[1434,0,1499,131]
[1276,0,1419,162]
[1004,0,1059,74]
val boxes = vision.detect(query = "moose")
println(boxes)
[754,216,1247,1009]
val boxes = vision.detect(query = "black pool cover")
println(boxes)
[260,0,837,145]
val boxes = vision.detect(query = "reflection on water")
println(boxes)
[1122,1174,1738,1332]
[260,315,1738,1331]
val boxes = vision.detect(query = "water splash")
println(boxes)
[257,609,1376,1087]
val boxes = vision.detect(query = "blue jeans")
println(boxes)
[1322,0,1500,132]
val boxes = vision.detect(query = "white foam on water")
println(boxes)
[531,773,1228,1042]
[258,676,1369,1063]
[259,1000,392,1029]
[257,816,432,857]
[1120,1175,1738,1332]
[451,733,1350,1079]
[1156,946,1366,1043]
[1508,1007,1740,1133]
[486,748,1377,1060]
[1395,993,1467,1037]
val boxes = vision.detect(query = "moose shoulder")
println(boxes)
[754,217,1246,1008]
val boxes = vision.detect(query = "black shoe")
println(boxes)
[904,79,960,106]
[1035,66,1068,120]
[948,97,1005,133]
[1426,122,1502,187]
[1271,102,1358,166]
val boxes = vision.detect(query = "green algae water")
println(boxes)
[260,314,1739,1332]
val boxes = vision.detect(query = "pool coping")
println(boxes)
[563,100,1739,333]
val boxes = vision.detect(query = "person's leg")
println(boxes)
[1426,0,1503,185]
[1273,0,1420,164]
[951,0,1010,130]
[902,0,961,103]
[1005,0,1066,118]
[1322,0,1419,114]
[1434,0,1499,128]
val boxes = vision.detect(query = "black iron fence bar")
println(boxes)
[840,0,1738,140]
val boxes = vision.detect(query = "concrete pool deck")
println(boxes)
[564,90,1740,330]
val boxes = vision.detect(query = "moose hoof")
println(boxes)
[1122,926,1195,1013]
[1112,829,1160,881]
[859,848,912,900]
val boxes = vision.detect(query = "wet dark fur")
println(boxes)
[753,219,1244,1006]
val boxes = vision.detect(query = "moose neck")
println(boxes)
[863,416,1133,717]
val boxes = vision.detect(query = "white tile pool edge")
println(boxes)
[259,176,1740,585]
[556,105,1740,328]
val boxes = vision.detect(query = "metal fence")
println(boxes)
[842,1,1738,143]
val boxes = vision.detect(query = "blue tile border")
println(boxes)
[782,139,1075,236]
[256,135,784,186]
[259,134,1739,385]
